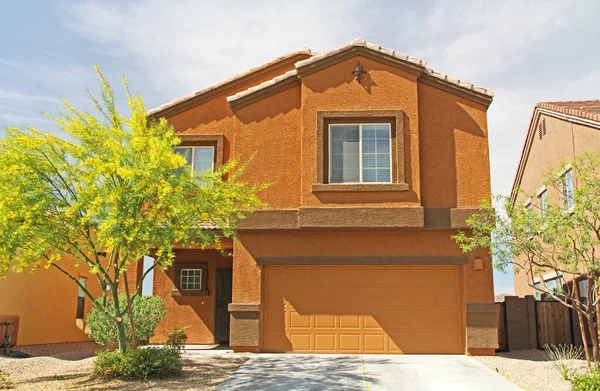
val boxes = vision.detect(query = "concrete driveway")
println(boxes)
[217,354,523,391]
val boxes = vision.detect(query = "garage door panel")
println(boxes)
[314,334,336,351]
[364,334,386,351]
[262,265,464,354]
[314,314,335,329]
[339,334,361,351]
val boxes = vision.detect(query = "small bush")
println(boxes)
[572,368,600,391]
[87,295,166,347]
[0,370,14,389]
[94,347,182,379]
[543,343,583,380]
[166,326,188,354]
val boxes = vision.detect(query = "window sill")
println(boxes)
[312,183,409,193]
[171,288,209,297]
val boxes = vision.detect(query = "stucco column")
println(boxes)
[229,236,261,352]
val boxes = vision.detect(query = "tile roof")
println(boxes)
[150,39,495,117]
[536,100,600,122]
[510,100,600,205]
[228,39,494,106]
[295,38,427,69]
[226,70,298,104]
[147,48,313,116]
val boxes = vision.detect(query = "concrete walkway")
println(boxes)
[217,354,523,391]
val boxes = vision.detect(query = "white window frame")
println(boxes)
[174,146,215,176]
[180,268,202,291]
[537,189,548,218]
[561,168,574,211]
[328,123,393,184]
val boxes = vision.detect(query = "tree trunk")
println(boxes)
[111,282,127,353]
[588,308,599,362]
[574,283,591,366]
[578,311,591,366]
[122,271,137,349]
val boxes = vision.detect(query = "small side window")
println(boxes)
[76,277,87,319]
[562,169,574,209]
[538,190,547,218]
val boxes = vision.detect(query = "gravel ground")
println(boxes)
[475,349,588,391]
[0,342,249,390]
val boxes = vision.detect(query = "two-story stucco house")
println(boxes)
[512,100,600,299]
[126,39,498,356]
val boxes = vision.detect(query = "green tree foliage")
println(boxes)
[87,294,166,347]
[453,153,600,364]
[0,67,264,353]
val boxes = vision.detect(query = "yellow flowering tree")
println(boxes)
[0,68,264,353]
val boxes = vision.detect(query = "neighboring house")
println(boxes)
[511,100,600,299]
[127,39,498,355]
[0,258,102,346]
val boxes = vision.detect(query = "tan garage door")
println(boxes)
[262,265,464,354]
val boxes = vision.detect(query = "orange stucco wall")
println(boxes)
[148,249,233,344]
[514,114,600,296]
[0,256,101,346]
[160,51,494,351]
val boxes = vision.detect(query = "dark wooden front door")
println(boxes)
[215,269,232,343]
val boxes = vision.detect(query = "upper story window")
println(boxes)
[561,169,574,209]
[329,123,391,184]
[538,189,547,218]
[175,146,215,176]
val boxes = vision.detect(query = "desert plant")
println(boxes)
[0,370,13,389]
[572,367,600,391]
[86,294,166,347]
[93,347,182,379]
[166,326,188,355]
[543,343,584,380]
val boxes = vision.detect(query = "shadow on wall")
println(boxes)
[419,91,487,208]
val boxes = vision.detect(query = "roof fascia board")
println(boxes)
[149,52,310,119]
[296,46,423,78]
[420,73,493,108]
[228,73,300,111]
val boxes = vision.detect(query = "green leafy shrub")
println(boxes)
[572,368,600,391]
[0,370,14,389]
[87,294,166,347]
[166,326,188,354]
[94,347,182,379]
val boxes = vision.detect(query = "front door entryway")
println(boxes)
[215,269,233,343]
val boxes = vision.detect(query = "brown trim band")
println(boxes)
[424,208,478,229]
[237,209,299,230]
[466,303,499,313]
[299,207,423,228]
[177,134,224,169]
[256,256,469,265]
[228,74,300,111]
[228,303,260,313]
[317,110,406,186]
[238,208,477,230]
[312,183,409,192]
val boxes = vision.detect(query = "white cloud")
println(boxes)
[413,0,591,83]
[65,0,368,103]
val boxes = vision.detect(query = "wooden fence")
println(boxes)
[496,296,581,351]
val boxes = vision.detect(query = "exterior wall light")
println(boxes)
[352,62,367,82]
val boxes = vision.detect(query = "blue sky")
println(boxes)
[2,0,600,295]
